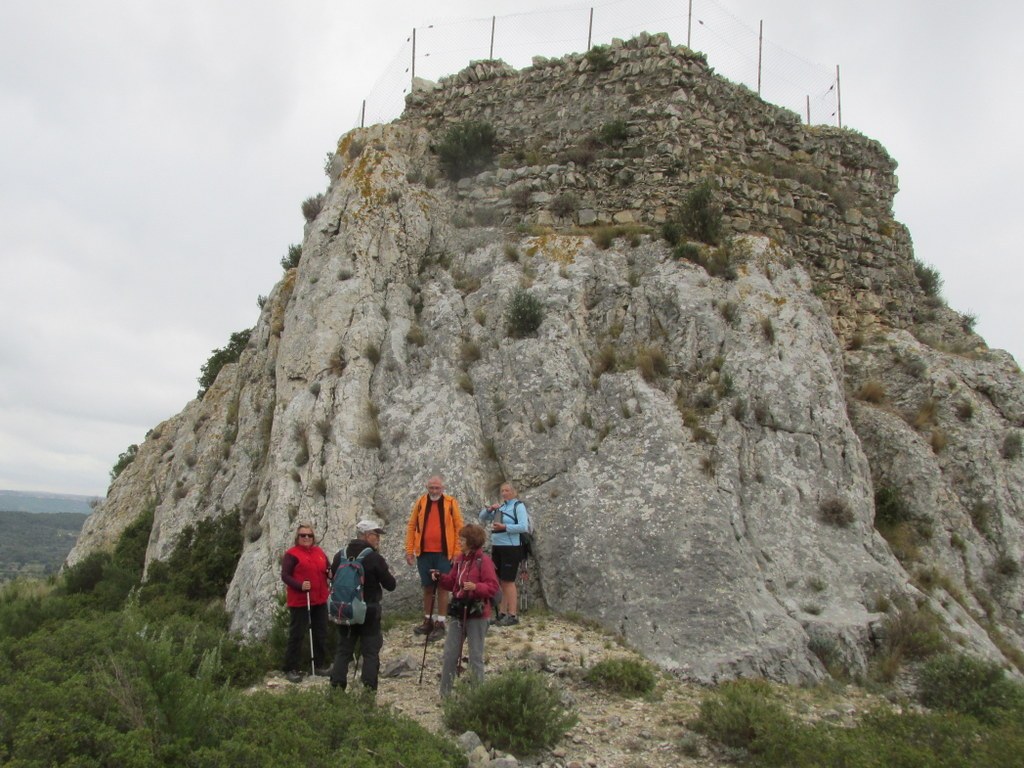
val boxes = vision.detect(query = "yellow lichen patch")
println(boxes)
[525,233,586,264]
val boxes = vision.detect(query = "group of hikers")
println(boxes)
[280,475,531,696]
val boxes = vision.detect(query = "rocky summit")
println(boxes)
[69,33,1023,684]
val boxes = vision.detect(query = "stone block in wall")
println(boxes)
[578,209,598,226]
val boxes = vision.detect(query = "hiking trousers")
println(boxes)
[330,605,383,690]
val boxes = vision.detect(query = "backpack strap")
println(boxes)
[355,547,372,562]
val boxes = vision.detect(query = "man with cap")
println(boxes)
[328,518,396,693]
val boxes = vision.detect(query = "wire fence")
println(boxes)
[354,0,840,130]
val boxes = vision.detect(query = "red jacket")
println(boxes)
[281,545,330,607]
[437,548,499,619]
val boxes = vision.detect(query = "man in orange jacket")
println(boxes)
[405,474,463,641]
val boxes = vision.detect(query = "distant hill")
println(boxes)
[0,510,88,581]
[0,489,96,515]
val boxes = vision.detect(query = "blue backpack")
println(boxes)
[328,547,372,625]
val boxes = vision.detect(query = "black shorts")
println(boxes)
[491,545,522,582]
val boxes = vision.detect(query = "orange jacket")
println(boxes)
[405,493,463,560]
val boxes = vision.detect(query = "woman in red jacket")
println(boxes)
[281,523,331,682]
[433,524,499,695]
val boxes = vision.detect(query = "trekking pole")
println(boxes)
[456,605,469,677]
[519,560,528,613]
[306,591,316,677]
[418,580,439,685]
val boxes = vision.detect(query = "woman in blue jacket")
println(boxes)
[478,482,528,626]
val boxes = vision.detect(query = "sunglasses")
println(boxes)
[298,533,314,539]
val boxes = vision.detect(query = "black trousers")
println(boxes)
[284,602,328,672]
[330,605,384,690]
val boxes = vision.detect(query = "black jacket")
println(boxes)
[331,538,396,605]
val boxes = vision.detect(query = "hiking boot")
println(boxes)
[497,614,520,627]
[314,665,333,676]
[413,618,434,636]
[285,670,304,683]
[489,613,505,626]
[427,622,446,642]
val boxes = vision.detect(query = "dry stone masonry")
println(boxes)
[70,33,1023,683]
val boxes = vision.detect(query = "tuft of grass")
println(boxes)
[406,324,426,347]
[585,657,656,697]
[856,380,886,404]
[460,339,482,367]
[819,497,854,527]
[635,345,669,382]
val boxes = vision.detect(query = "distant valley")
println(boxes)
[0,489,96,515]
[0,491,93,581]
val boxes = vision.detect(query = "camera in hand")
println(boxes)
[448,597,485,617]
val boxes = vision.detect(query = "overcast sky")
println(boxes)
[1,0,1020,497]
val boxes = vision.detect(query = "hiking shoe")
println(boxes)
[314,665,333,676]
[427,623,446,642]
[489,613,505,626]
[497,614,520,627]
[285,670,304,684]
[413,618,434,636]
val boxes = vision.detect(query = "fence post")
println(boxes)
[587,7,593,50]
[687,0,693,47]
[805,95,810,125]
[757,20,763,96]
[411,28,416,86]
[835,65,842,127]
[361,100,366,129]
[490,16,495,59]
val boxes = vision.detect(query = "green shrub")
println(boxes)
[436,121,497,181]
[661,220,683,245]
[550,191,578,218]
[280,243,302,270]
[584,45,614,72]
[914,260,943,297]
[678,180,722,245]
[874,485,912,527]
[145,513,242,602]
[506,289,544,338]
[598,119,629,146]
[442,670,576,756]
[1002,432,1022,460]
[673,242,701,263]
[301,193,325,222]
[110,443,139,482]
[918,653,1024,724]
[585,657,656,697]
[693,679,796,754]
[197,329,252,398]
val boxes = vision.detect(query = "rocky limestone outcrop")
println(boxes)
[69,35,1023,683]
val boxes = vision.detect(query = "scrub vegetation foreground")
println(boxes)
[3,505,1024,767]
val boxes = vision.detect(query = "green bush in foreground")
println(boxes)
[442,670,577,756]
[693,677,1024,767]
[918,653,1024,724]
[585,657,657,697]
